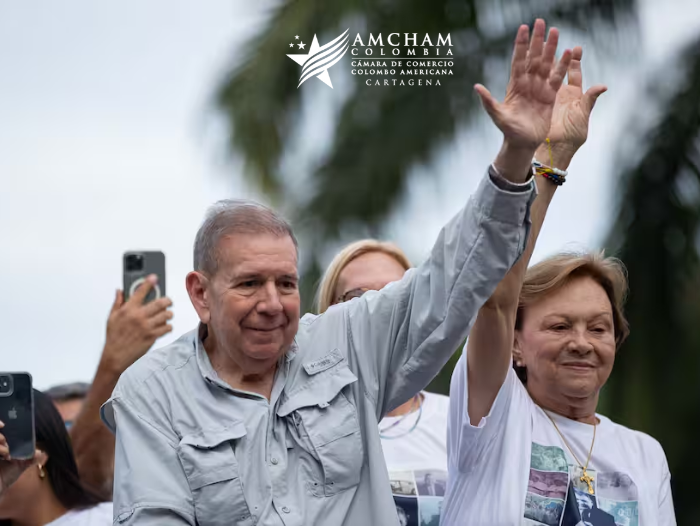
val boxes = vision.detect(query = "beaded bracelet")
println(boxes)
[533,138,568,186]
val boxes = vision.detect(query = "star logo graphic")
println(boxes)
[286,29,349,88]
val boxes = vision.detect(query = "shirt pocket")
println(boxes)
[177,423,255,526]
[277,364,363,497]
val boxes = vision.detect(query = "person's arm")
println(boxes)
[465,45,606,424]
[108,396,194,524]
[70,275,172,496]
[342,20,573,417]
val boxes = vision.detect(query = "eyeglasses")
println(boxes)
[335,287,370,304]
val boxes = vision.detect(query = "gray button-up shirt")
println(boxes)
[102,171,536,526]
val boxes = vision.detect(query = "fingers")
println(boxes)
[548,48,573,92]
[110,289,124,314]
[583,84,607,114]
[526,19,546,73]
[474,84,500,121]
[567,46,583,87]
[129,274,157,304]
[0,425,8,460]
[142,296,173,317]
[510,24,530,77]
[539,27,559,78]
[152,323,173,339]
[148,309,174,329]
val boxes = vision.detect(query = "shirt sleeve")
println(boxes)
[344,169,536,418]
[447,349,520,472]
[657,449,677,526]
[109,396,195,525]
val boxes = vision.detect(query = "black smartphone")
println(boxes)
[123,251,166,303]
[0,373,35,460]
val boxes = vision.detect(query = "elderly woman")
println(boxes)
[441,49,675,526]
[317,240,451,520]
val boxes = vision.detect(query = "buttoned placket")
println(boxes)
[267,349,299,525]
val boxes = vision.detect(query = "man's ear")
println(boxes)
[186,271,212,324]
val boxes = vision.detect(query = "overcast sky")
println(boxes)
[2,0,700,389]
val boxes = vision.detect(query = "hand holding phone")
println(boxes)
[0,422,37,495]
[0,373,35,462]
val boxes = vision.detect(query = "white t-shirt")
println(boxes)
[380,391,450,526]
[443,353,675,526]
[45,502,113,526]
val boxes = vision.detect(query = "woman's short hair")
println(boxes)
[514,252,631,381]
[316,239,412,313]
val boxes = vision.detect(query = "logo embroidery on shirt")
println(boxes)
[303,349,343,375]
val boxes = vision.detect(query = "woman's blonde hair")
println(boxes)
[316,239,412,313]
[516,251,631,349]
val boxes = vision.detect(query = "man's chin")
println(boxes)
[243,342,289,361]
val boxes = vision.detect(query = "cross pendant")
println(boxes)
[580,469,595,494]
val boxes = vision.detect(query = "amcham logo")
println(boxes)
[287,29,350,89]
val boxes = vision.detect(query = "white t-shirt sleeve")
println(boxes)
[447,347,519,472]
[656,443,677,525]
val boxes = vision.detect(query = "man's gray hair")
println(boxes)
[193,199,298,275]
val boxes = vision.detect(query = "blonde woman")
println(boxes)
[318,239,450,525]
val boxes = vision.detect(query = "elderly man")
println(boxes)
[102,19,572,525]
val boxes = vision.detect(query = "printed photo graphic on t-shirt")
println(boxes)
[391,470,418,496]
[523,443,640,526]
[525,443,569,525]
[570,486,617,525]
[531,442,570,473]
[390,470,447,526]
[395,495,419,526]
[597,472,639,502]
[415,469,446,497]
[418,496,442,526]
[598,498,639,526]
[528,468,569,500]
[525,493,566,526]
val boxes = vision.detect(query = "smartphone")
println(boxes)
[123,251,166,303]
[0,373,35,460]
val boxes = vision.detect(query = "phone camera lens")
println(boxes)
[126,254,145,272]
[0,376,11,395]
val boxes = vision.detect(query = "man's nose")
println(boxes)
[257,281,284,314]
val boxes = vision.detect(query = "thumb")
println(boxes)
[111,290,124,313]
[583,84,607,114]
[474,84,501,123]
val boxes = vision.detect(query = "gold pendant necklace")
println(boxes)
[543,410,597,495]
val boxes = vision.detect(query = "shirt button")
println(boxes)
[271,457,279,465]
[282,506,291,514]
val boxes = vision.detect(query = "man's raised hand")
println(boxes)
[477,19,573,180]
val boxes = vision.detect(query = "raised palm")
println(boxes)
[476,20,572,151]
[547,46,607,153]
